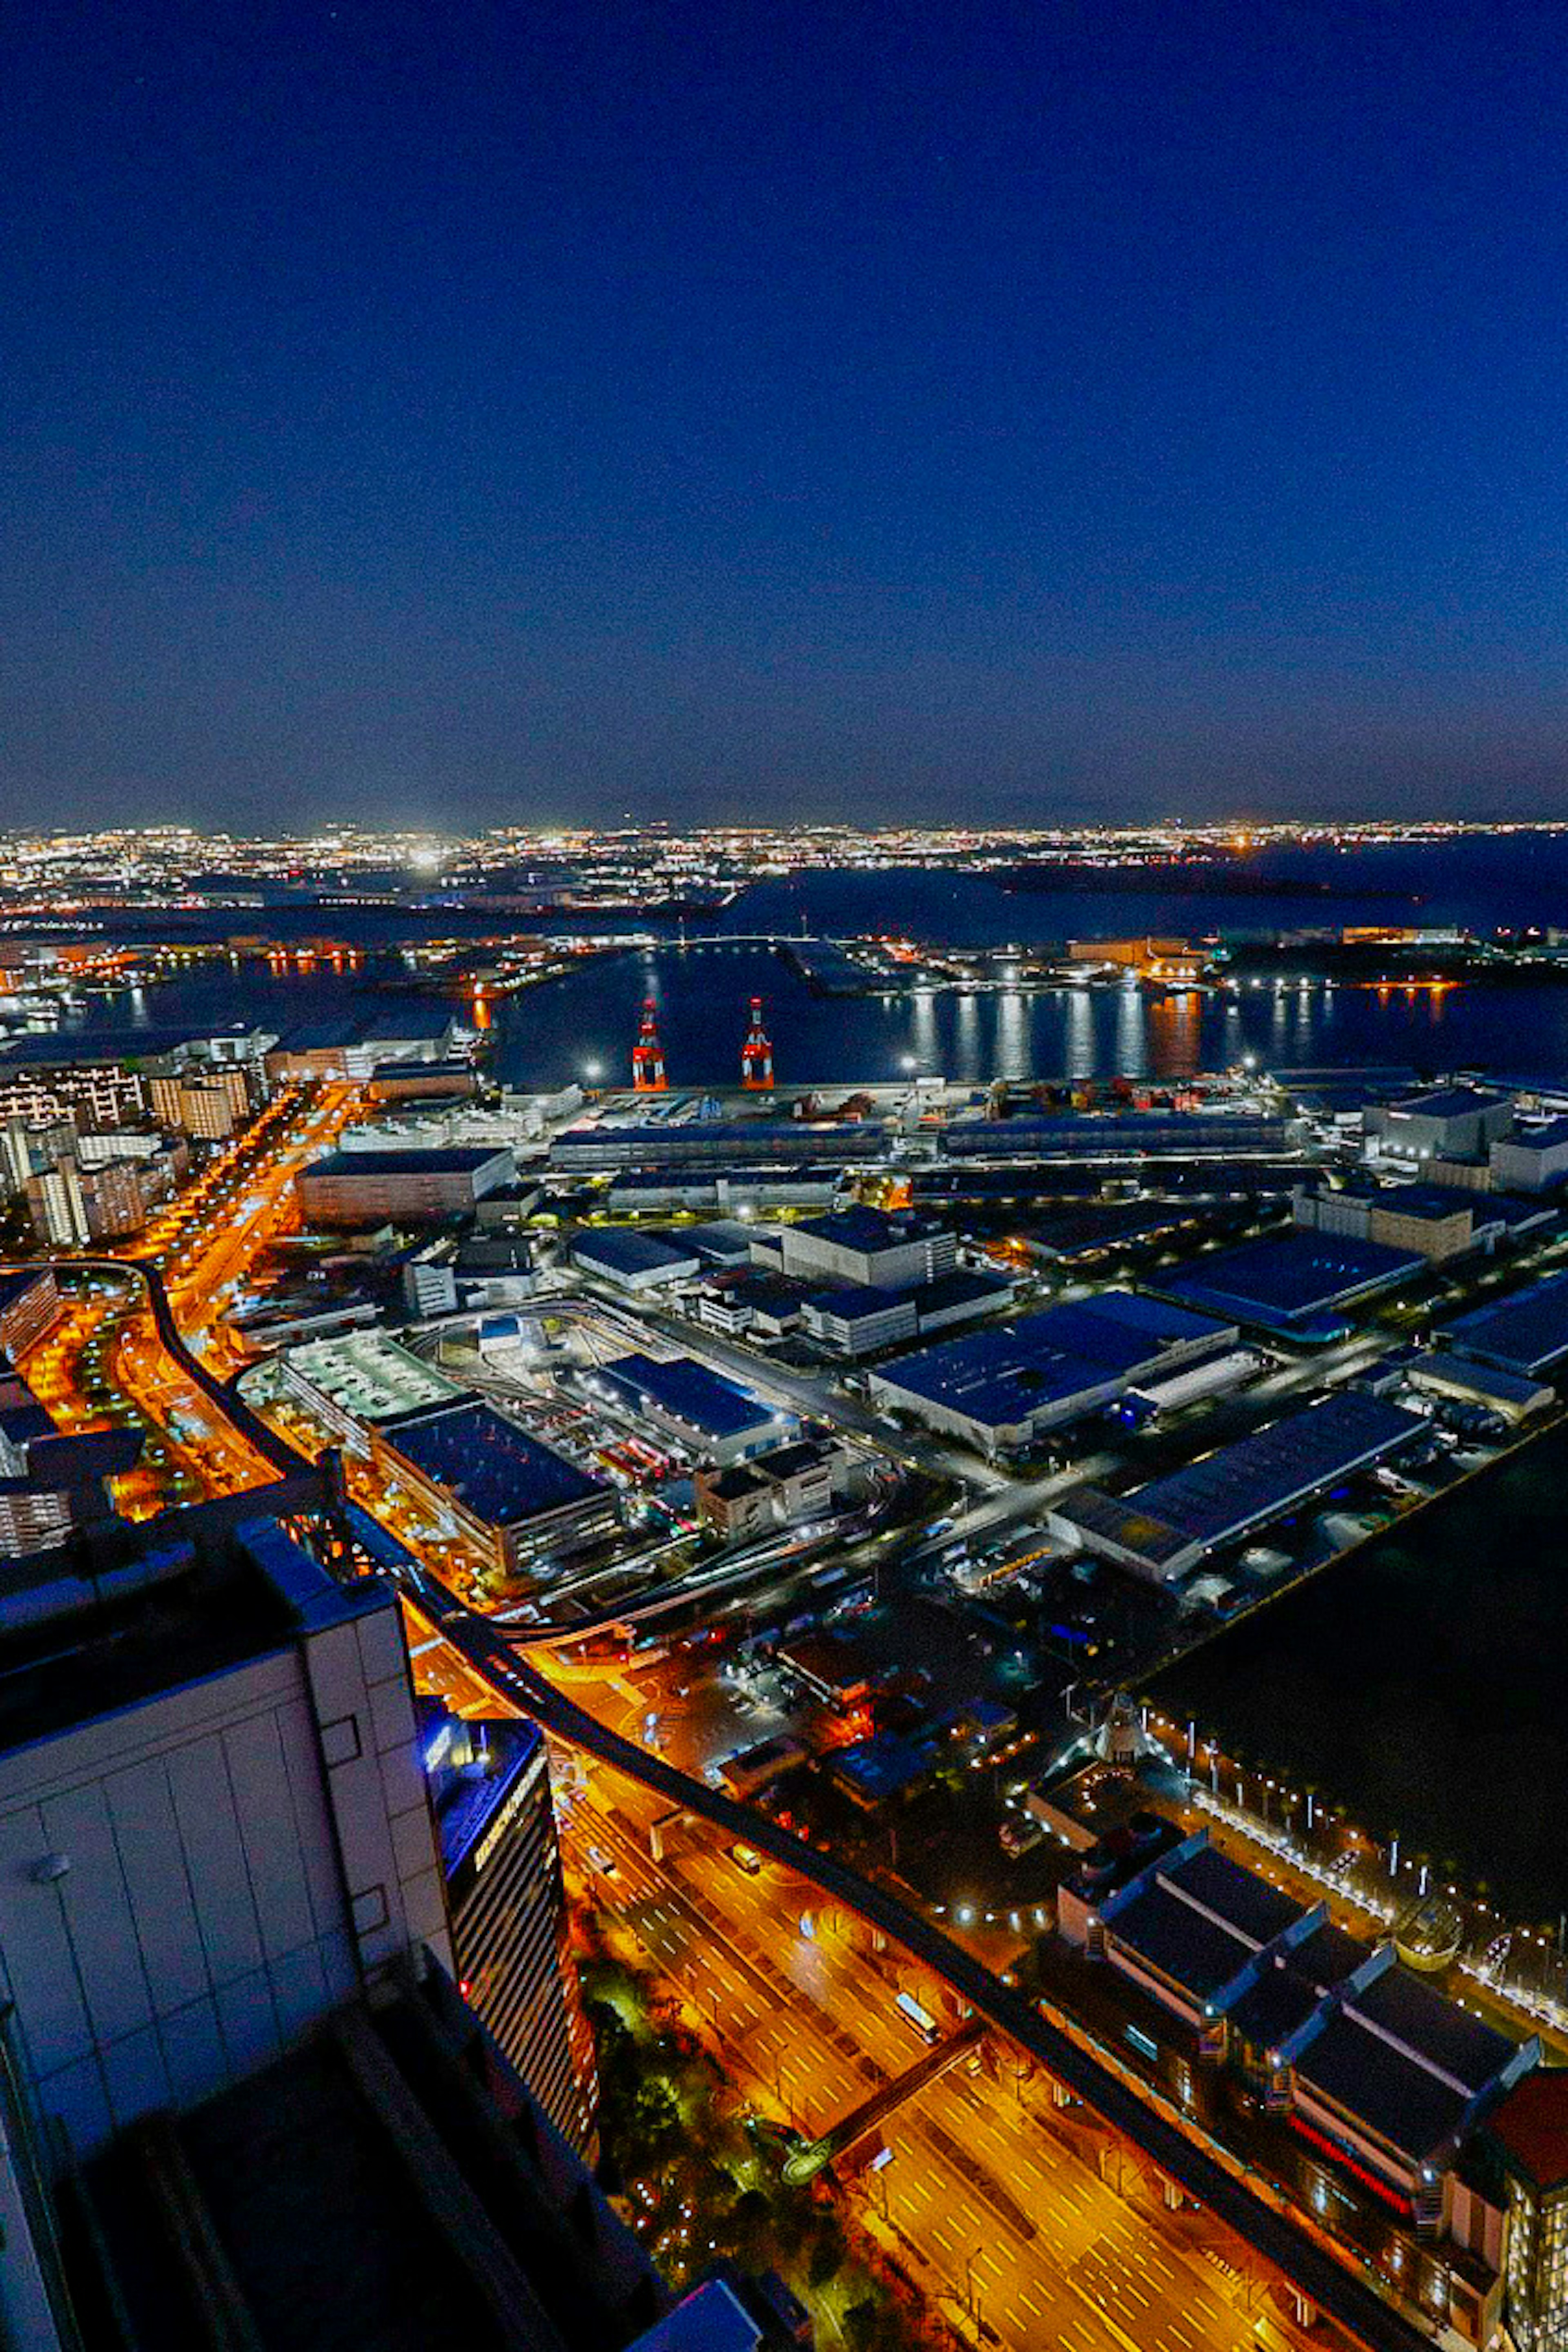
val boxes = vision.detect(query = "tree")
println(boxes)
[808,2215,848,2287]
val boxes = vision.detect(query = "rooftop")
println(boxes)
[1159,1233,1421,1323]
[572,1228,700,1275]
[594,1352,779,1441]
[1122,1391,1423,1549]
[304,1146,507,1179]
[877,1290,1228,1428]
[381,1399,608,1527]
[1446,1268,1568,1374]
[1386,1086,1511,1120]
[0,1486,389,1755]
[1487,2069,1568,2192]
[1293,1962,1521,2165]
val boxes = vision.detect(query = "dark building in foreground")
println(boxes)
[0,1483,802,2349]
[422,1701,598,2156]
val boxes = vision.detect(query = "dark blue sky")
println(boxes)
[5,0,1568,829]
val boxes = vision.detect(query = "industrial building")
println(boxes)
[1366,1085,1515,1162]
[554,1118,882,1172]
[570,1227,702,1291]
[1443,1268,1568,1379]
[801,1284,918,1356]
[607,1163,844,1212]
[1292,1178,1499,1263]
[1490,1118,1568,1193]
[584,1350,794,1466]
[801,1267,1012,1358]
[942,1111,1304,1161]
[375,1398,620,1577]
[296,1144,516,1225]
[695,1437,840,1537]
[1158,1231,1424,1339]
[778,1205,957,1291]
[868,1290,1235,1454]
[1059,1826,1537,2346]
[271,1330,463,1453]
[1051,1390,1424,1581]
[420,1703,597,2154]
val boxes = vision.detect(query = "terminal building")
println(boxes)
[1059,1826,1538,2346]
[374,1398,621,1577]
[1052,1391,1425,1582]
[270,1330,463,1454]
[1157,1231,1424,1341]
[583,1351,795,1467]
[868,1290,1235,1455]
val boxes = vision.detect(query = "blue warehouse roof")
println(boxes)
[596,1351,779,1441]
[878,1290,1229,1427]
[1158,1233,1421,1333]
[1124,1391,1423,1550]
[1446,1268,1568,1376]
[572,1228,698,1275]
[381,1399,608,1525]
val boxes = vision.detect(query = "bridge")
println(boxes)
[42,1253,1429,2352]
[780,2018,987,2185]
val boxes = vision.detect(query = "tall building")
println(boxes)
[421,1702,599,2154]
[1487,2070,1568,2352]
[0,1478,802,2350]
[0,1477,451,2165]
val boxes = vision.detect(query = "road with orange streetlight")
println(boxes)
[562,1746,1337,2352]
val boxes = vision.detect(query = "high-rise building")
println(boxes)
[421,1702,599,2154]
[0,1477,451,2166]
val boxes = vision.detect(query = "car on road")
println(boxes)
[730,1842,764,1875]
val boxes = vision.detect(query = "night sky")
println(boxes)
[6,0,1568,830]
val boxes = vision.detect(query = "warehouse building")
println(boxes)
[1051,1390,1424,1581]
[779,1205,957,1290]
[1443,1269,1568,1379]
[554,1118,881,1172]
[1490,1118,1568,1193]
[1366,1085,1515,1162]
[375,1398,619,1577]
[583,1350,793,1466]
[1293,1179,1498,1263]
[296,1144,515,1226]
[868,1290,1234,1455]
[942,1111,1304,1161]
[1158,1232,1424,1340]
[570,1227,702,1292]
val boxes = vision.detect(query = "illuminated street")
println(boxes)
[557,1747,1337,2352]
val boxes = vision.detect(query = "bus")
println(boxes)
[895,1990,940,2044]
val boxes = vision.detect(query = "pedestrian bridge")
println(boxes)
[781,2018,987,2184]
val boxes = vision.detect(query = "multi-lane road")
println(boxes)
[568,1753,1311,2352]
